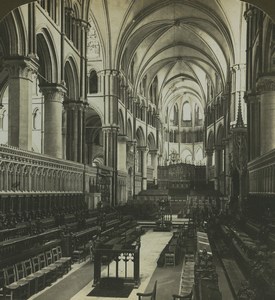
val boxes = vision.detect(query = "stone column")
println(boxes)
[5,56,38,150]
[257,76,275,155]
[64,101,85,162]
[138,146,148,191]
[40,84,66,159]
[117,134,128,172]
[150,149,158,181]
[205,149,213,182]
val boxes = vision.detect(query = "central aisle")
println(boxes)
[72,230,173,300]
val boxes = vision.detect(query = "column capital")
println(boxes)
[4,55,39,80]
[98,69,120,77]
[118,134,128,142]
[137,146,149,152]
[149,149,158,155]
[127,140,136,147]
[102,125,119,133]
[40,83,67,103]
[63,99,86,110]
[256,76,275,93]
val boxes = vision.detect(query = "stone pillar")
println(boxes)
[5,56,38,150]
[205,149,213,182]
[150,149,158,181]
[118,134,128,172]
[40,84,66,159]
[257,76,275,155]
[64,102,85,162]
[138,146,148,191]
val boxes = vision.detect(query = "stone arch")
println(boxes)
[181,149,192,163]
[64,57,79,100]
[37,28,58,84]
[127,118,133,140]
[147,132,156,150]
[136,126,145,147]
[88,69,98,94]
[216,124,224,146]
[207,131,214,150]
[195,147,203,163]
[1,8,27,56]
[86,108,103,164]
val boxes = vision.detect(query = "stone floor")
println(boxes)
[30,226,234,300]
[71,230,173,300]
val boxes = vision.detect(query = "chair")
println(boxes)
[137,280,157,300]
[56,246,72,270]
[3,265,29,300]
[51,248,70,274]
[32,256,51,287]
[45,250,63,278]
[38,253,58,283]
[24,259,45,293]
[15,262,35,295]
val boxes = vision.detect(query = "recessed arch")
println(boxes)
[64,57,79,100]
[136,126,146,147]
[37,28,58,84]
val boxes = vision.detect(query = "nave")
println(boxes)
[1,0,275,299]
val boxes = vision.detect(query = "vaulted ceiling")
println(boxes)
[90,0,247,115]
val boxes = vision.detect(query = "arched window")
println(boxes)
[182,102,192,127]
[89,70,98,94]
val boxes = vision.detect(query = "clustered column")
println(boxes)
[5,56,38,150]
[65,101,85,163]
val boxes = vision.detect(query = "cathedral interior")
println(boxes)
[0,0,275,299]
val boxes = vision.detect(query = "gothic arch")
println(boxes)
[1,9,26,55]
[207,131,214,150]
[64,57,79,100]
[118,109,125,134]
[127,118,133,140]
[136,126,145,147]
[216,125,224,145]
[37,28,58,83]
[147,132,156,150]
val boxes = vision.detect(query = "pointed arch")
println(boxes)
[136,126,145,147]
[147,132,156,150]
[37,28,58,84]
[89,69,98,94]
[127,118,133,140]
[64,57,79,100]
[118,109,125,134]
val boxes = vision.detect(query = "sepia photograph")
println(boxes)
[0,0,275,299]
